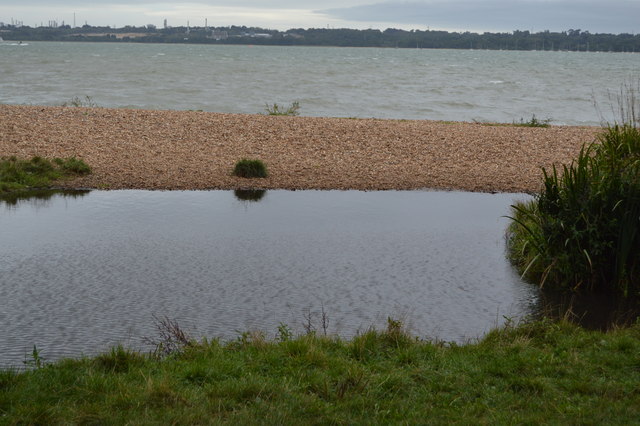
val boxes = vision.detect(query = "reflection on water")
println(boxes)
[0,189,90,208]
[234,189,267,202]
[536,290,640,330]
[0,189,539,367]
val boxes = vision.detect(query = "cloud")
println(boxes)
[1,0,639,32]
[145,5,330,29]
[0,3,330,29]
[0,1,355,29]
[322,0,640,33]
[0,0,372,7]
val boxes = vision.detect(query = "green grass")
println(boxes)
[1,319,639,424]
[233,159,268,178]
[0,156,91,194]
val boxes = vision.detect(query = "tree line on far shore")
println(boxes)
[2,24,639,52]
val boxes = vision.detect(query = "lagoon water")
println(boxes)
[0,190,536,367]
[1,41,639,125]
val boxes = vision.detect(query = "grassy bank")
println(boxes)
[2,319,639,424]
[0,156,91,194]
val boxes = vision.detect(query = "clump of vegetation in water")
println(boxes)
[2,317,639,424]
[514,114,551,127]
[233,159,268,178]
[507,122,640,298]
[0,156,92,194]
[264,101,300,116]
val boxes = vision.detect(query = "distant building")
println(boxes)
[210,30,228,40]
[239,32,273,39]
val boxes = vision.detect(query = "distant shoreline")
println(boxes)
[4,39,639,54]
[0,105,600,193]
[2,25,638,52]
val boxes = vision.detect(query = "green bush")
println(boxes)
[233,159,268,178]
[507,124,640,298]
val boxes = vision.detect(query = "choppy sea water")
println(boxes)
[0,190,536,367]
[1,41,638,124]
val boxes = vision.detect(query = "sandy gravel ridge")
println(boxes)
[0,105,600,193]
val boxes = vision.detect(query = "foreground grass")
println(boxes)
[0,156,91,194]
[2,320,639,424]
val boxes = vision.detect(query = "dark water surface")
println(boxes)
[0,190,537,367]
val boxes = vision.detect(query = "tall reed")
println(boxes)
[508,124,640,298]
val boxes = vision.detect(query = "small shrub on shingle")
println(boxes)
[233,159,268,178]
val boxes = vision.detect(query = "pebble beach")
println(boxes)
[0,105,600,193]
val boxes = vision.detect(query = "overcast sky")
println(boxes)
[1,0,639,34]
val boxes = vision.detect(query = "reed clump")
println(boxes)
[507,123,640,298]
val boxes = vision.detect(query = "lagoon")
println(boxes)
[0,189,536,367]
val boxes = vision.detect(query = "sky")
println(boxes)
[1,0,639,34]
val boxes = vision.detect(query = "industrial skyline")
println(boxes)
[1,0,639,34]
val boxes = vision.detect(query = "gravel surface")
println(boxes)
[0,105,600,193]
